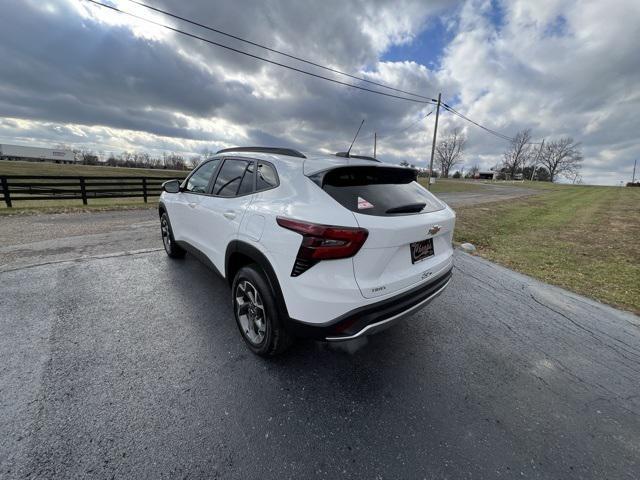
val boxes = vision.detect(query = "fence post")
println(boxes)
[1,177,11,208]
[79,177,87,205]
[142,177,148,203]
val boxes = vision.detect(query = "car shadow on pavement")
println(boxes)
[164,253,433,386]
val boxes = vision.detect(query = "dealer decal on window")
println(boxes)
[357,196,374,209]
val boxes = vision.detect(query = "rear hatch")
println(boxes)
[309,165,454,299]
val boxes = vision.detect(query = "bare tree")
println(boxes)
[188,155,202,169]
[200,148,216,160]
[466,164,480,178]
[73,149,99,165]
[539,137,583,182]
[435,128,466,178]
[502,129,533,179]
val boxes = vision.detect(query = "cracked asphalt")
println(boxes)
[1,199,639,479]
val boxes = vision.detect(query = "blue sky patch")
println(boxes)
[381,17,453,69]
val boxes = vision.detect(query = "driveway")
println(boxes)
[436,182,537,207]
[0,184,536,272]
[1,198,639,479]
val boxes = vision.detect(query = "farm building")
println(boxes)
[476,171,497,180]
[0,144,76,164]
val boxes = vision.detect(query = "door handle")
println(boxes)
[223,210,236,220]
[188,202,197,209]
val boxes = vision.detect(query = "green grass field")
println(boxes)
[454,184,640,314]
[0,160,186,178]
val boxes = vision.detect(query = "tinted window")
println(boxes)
[237,162,255,195]
[185,159,219,193]
[212,159,251,197]
[315,166,444,216]
[257,162,278,190]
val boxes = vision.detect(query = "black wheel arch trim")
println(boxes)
[225,240,291,323]
[158,200,167,216]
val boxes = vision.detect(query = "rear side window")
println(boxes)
[237,162,255,196]
[185,159,219,193]
[312,166,444,216]
[257,162,278,191]
[212,159,251,197]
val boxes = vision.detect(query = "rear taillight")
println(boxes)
[276,217,368,276]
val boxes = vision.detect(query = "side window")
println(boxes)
[256,162,278,191]
[212,159,251,197]
[185,159,219,193]
[237,162,255,196]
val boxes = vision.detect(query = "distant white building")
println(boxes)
[0,144,76,164]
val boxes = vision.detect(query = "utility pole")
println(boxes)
[427,93,441,191]
[633,158,637,183]
[374,132,377,159]
[530,138,545,181]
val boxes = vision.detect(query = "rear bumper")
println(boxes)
[286,267,453,341]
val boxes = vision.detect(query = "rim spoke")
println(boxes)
[236,300,249,316]
[246,290,255,305]
[235,279,267,345]
[254,291,264,309]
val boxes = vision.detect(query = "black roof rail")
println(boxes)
[216,146,306,159]
[335,152,381,162]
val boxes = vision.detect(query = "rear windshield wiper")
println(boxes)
[385,203,426,214]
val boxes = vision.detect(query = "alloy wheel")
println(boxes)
[235,280,267,345]
[161,217,171,252]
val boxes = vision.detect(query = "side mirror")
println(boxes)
[162,179,181,193]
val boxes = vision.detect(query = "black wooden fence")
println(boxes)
[0,175,185,207]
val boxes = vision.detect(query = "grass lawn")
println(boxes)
[454,184,640,314]
[0,160,186,214]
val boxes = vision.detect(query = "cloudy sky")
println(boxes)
[0,0,638,184]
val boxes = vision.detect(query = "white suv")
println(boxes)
[159,147,455,356]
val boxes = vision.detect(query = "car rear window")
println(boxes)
[311,166,445,216]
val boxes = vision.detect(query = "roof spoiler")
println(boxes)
[335,152,381,162]
[216,147,306,159]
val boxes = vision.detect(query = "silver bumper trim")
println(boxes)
[325,276,452,342]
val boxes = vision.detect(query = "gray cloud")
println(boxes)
[0,0,638,184]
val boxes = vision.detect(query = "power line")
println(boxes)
[83,0,437,106]
[125,0,436,103]
[381,109,434,139]
[441,103,514,141]
[360,109,433,142]
[442,102,544,144]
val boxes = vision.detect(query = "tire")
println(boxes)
[160,212,185,259]
[232,264,293,357]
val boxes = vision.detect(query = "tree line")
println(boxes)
[68,130,584,182]
[427,128,584,182]
[72,149,202,171]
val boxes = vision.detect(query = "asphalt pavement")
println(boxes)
[0,183,537,273]
[1,191,639,479]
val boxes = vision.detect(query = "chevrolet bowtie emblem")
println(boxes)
[428,225,441,235]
